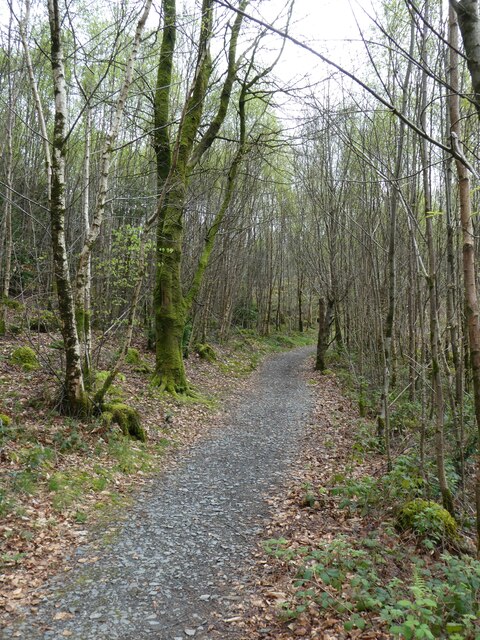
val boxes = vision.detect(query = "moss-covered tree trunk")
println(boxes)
[152,0,246,393]
[153,177,189,393]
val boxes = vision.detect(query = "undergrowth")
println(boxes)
[264,536,480,638]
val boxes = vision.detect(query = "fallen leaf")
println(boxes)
[54,612,74,621]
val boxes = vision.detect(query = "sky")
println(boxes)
[256,0,375,78]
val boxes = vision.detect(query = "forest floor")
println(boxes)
[1,334,478,639]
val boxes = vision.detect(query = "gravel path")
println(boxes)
[4,347,314,640]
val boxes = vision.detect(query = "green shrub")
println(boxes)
[10,346,39,371]
[390,400,423,434]
[48,339,64,350]
[53,426,88,453]
[332,455,458,516]
[2,296,22,310]
[19,445,55,470]
[8,325,22,335]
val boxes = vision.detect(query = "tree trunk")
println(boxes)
[153,0,247,392]
[450,2,480,549]
[377,17,415,467]
[76,108,92,381]
[315,297,333,372]
[1,19,14,335]
[74,0,152,332]
[420,0,454,514]
[451,0,480,115]
[48,0,89,415]
[297,272,304,333]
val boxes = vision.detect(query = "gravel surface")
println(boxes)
[4,347,314,640]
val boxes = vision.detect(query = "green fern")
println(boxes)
[411,565,427,600]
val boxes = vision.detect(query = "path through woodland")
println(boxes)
[4,347,314,640]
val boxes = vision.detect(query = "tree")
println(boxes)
[45,0,152,414]
[152,0,287,393]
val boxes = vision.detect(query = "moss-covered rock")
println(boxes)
[29,311,57,333]
[10,346,39,371]
[102,403,146,442]
[396,498,458,545]
[0,414,12,427]
[195,343,217,362]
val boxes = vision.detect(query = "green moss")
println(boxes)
[124,348,151,373]
[0,414,12,427]
[195,343,217,362]
[396,498,458,545]
[134,362,152,374]
[10,346,39,371]
[102,403,146,442]
[125,348,141,365]
[94,370,125,400]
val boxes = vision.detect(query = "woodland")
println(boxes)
[1,0,480,637]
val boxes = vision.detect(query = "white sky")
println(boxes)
[258,0,375,78]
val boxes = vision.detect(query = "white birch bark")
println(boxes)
[47,0,87,413]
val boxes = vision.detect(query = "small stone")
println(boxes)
[89,612,103,620]
[199,594,210,601]
[185,630,196,637]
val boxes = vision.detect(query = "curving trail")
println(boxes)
[4,347,314,640]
